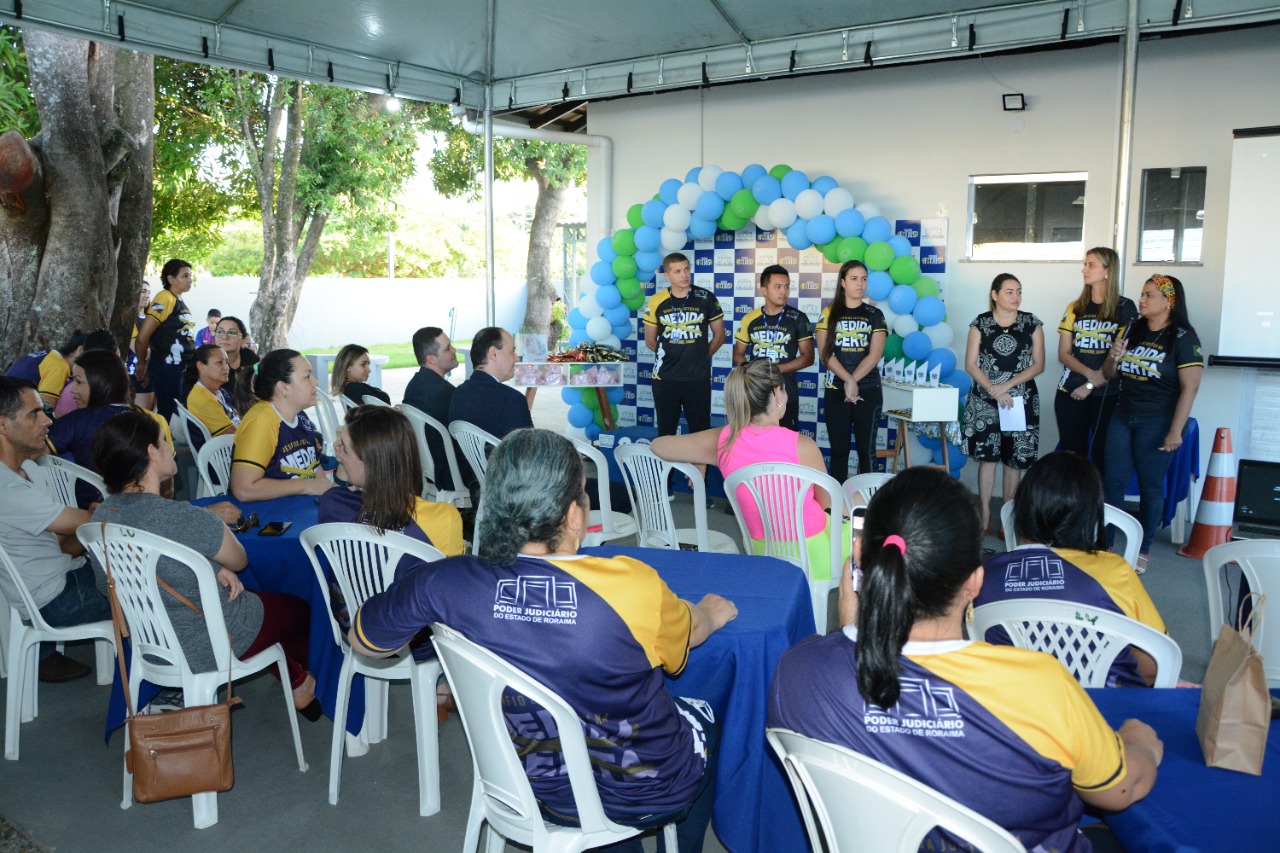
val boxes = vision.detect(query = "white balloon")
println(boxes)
[856,201,881,220]
[660,227,688,252]
[794,189,825,220]
[769,198,798,229]
[677,182,703,211]
[586,315,613,341]
[752,208,775,232]
[599,334,622,350]
[924,321,955,349]
[893,314,919,337]
[879,305,899,330]
[578,290,604,319]
[697,165,724,192]
[824,187,855,216]
[663,204,691,231]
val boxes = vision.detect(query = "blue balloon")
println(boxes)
[596,237,617,263]
[835,208,866,238]
[604,303,631,325]
[659,178,682,205]
[611,321,632,339]
[944,369,973,397]
[689,216,717,240]
[903,331,932,362]
[752,175,783,205]
[741,164,767,186]
[784,219,812,250]
[569,330,591,348]
[862,216,893,243]
[685,166,701,184]
[635,267,656,282]
[641,199,667,229]
[584,423,602,441]
[606,386,624,405]
[694,192,725,220]
[913,295,946,327]
[926,347,958,377]
[888,234,913,257]
[714,170,743,201]
[781,170,810,201]
[567,404,594,429]
[634,225,661,253]
[948,443,967,471]
[917,433,942,451]
[634,250,663,273]
[867,271,894,302]
[561,387,581,405]
[811,176,839,195]
[807,214,836,246]
[567,308,588,330]
[590,260,617,286]
[596,285,622,309]
[887,284,919,315]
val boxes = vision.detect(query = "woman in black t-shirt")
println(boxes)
[1055,247,1137,475]
[133,258,196,419]
[1102,274,1203,571]
[815,261,887,482]
[331,343,391,407]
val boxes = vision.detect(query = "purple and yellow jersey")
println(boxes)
[232,400,320,480]
[979,545,1166,688]
[354,553,705,822]
[144,289,195,367]
[8,350,71,406]
[770,631,1125,853]
[186,383,240,453]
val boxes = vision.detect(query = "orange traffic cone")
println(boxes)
[1177,428,1236,559]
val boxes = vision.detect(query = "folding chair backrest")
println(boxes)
[361,395,391,407]
[1103,504,1143,568]
[613,443,700,550]
[568,437,623,535]
[766,729,1025,853]
[726,462,844,579]
[1000,500,1018,547]
[338,394,359,412]
[401,404,448,501]
[0,544,50,627]
[196,434,235,498]
[299,523,445,648]
[970,598,1182,688]
[32,455,107,509]
[449,421,499,484]
[1203,539,1280,688]
[311,391,342,450]
[841,472,894,509]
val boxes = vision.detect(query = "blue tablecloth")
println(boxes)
[1088,686,1279,852]
[585,545,815,853]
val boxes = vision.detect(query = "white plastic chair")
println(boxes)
[77,523,307,829]
[1,545,113,760]
[568,437,637,547]
[613,443,738,554]
[400,404,471,508]
[31,454,107,508]
[196,434,235,498]
[175,401,213,453]
[725,462,844,635]
[311,391,343,452]
[361,395,391,407]
[1203,540,1280,687]
[970,598,1182,688]
[299,523,446,816]
[841,472,894,509]
[338,394,359,412]
[449,420,500,485]
[1000,501,1143,568]
[431,622,679,853]
[766,729,1025,853]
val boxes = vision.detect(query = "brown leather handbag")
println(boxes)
[102,523,239,803]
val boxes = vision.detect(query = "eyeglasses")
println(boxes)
[214,330,242,339]
[232,513,260,533]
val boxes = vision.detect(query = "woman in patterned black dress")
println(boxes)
[962,273,1045,533]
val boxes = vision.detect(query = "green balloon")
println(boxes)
[837,237,868,263]
[612,255,638,279]
[622,291,647,311]
[617,277,643,299]
[611,229,637,256]
[889,255,922,285]
[626,205,644,230]
[820,239,842,265]
[582,389,601,410]
[592,403,619,428]
[729,188,760,220]
[718,211,747,232]
[769,164,792,180]
[882,333,905,362]
[864,241,894,271]
[912,275,940,298]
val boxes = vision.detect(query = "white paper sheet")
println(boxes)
[998,396,1027,431]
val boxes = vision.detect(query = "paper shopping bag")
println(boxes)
[1196,594,1270,775]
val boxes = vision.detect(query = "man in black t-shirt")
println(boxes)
[732,265,814,430]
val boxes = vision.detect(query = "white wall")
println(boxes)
[587,25,1280,477]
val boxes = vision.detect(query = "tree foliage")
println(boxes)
[0,28,38,138]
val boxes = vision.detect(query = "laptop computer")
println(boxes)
[1232,459,1280,539]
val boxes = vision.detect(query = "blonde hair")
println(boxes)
[331,344,369,397]
[719,360,784,466]
[1071,247,1122,321]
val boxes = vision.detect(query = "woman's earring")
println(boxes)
[965,601,975,625]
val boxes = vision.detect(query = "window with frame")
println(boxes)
[1138,167,1206,263]
[967,172,1087,261]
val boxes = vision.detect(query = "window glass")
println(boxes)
[967,172,1087,261]
[1138,167,1206,263]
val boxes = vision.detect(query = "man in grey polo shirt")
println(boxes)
[0,377,109,682]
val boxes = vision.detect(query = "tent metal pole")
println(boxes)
[484,86,496,326]
[1112,0,1139,276]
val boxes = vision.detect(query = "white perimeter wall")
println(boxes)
[587,25,1280,479]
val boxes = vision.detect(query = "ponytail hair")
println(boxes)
[719,359,783,466]
[856,467,983,708]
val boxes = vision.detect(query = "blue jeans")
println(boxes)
[38,562,112,657]
[1103,410,1179,554]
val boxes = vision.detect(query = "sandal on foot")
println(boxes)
[1135,553,1150,574]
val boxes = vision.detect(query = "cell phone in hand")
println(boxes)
[258,521,292,536]
[851,506,867,547]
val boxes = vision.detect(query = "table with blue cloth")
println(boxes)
[584,544,814,853]
[1088,686,1280,852]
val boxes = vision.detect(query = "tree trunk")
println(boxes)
[0,131,47,367]
[520,158,566,336]
[111,50,154,351]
